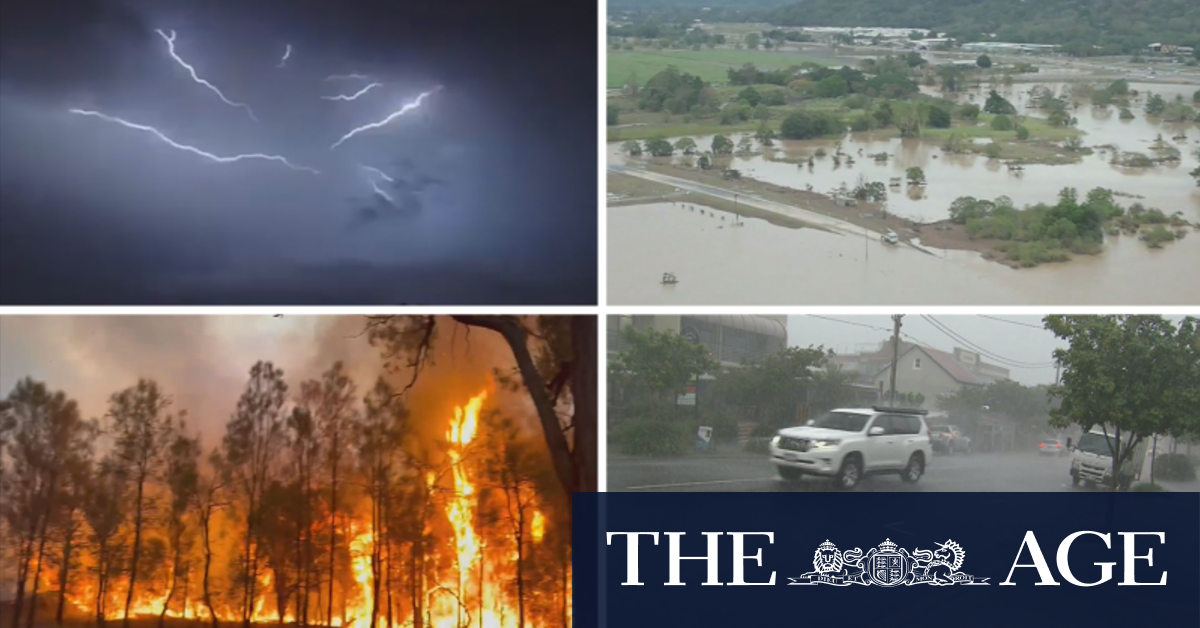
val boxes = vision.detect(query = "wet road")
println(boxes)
[608,451,1200,492]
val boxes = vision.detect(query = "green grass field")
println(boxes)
[607,49,824,87]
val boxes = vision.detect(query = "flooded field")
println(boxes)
[628,82,1200,224]
[607,201,1200,305]
[607,79,1200,304]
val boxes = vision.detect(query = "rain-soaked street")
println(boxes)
[608,450,1200,492]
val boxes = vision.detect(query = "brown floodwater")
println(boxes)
[614,82,1200,223]
[607,201,1200,305]
[608,81,1200,304]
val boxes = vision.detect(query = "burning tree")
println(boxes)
[1,316,580,628]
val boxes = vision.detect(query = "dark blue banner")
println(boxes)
[573,493,1199,627]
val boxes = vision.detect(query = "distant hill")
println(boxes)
[610,0,1200,55]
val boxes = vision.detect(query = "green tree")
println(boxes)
[745,33,760,49]
[1193,88,1200,103]
[1119,107,1135,119]
[984,89,1016,115]
[1191,165,1200,187]
[906,166,926,185]
[713,347,842,428]
[984,142,1003,159]
[737,86,762,107]
[991,114,1014,131]
[1043,315,1200,491]
[927,106,952,128]
[815,75,849,98]
[1015,125,1030,140]
[698,154,712,170]
[674,137,698,155]
[874,101,895,127]
[606,104,619,126]
[621,140,642,156]
[645,136,675,157]
[957,103,981,121]
[976,54,992,68]
[711,134,734,155]
[1144,94,1167,115]
[608,326,718,402]
[780,112,837,139]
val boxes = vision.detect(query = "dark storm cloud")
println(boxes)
[0,0,597,305]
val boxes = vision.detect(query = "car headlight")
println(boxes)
[812,439,841,448]
[770,435,781,446]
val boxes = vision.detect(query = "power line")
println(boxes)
[979,315,1046,330]
[805,315,891,333]
[801,315,934,354]
[923,315,1054,368]
[921,315,1055,369]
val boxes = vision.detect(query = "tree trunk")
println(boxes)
[12,534,31,628]
[56,523,77,627]
[515,518,525,628]
[328,431,339,628]
[96,539,109,628]
[410,540,423,628]
[572,316,598,495]
[123,474,148,628]
[242,497,256,628]
[202,513,218,628]
[370,484,380,628]
[560,537,569,628]
[26,505,53,628]
[159,535,181,628]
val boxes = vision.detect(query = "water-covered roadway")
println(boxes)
[608,451,1200,492]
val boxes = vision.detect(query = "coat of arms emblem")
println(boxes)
[789,538,989,587]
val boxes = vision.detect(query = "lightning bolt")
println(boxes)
[277,44,292,68]
[325,73,371,81]
[321,82,383,101]
[156,29,258,122]
[360,165,394,203]
[360,165,394,182]
[330,86,442,150]
[69,109,319,174]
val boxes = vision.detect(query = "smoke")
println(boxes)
[0,315,537,453]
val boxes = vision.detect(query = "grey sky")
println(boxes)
[787,315,1068,385]
[0,315,530,450]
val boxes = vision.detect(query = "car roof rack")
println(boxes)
[872,405,929,415]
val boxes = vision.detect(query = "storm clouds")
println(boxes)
[0,0,597,304]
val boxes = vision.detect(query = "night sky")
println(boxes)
[0,0,598,305]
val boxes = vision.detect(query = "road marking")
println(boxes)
[623,477,779,490]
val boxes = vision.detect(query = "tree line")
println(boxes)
[1,348,574,628]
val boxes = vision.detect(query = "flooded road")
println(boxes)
[608,450,1200,492]
[608,201,1200,305]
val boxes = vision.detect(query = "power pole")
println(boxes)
[889,314,903,407]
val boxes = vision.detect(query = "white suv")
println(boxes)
[769,406,934,490]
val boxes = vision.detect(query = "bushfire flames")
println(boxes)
[25,389,564,628]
